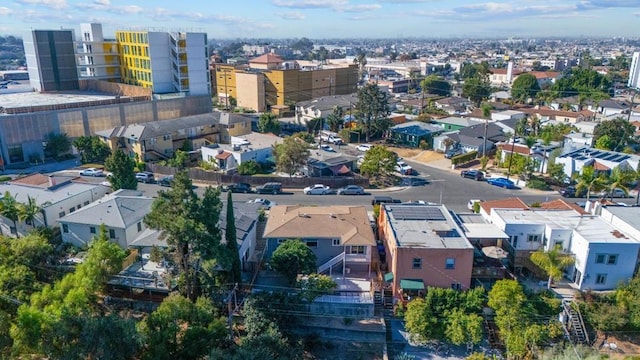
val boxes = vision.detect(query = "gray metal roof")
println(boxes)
[296,94,359,111]
[0,181,109,207]
[434,117,482,127]
[391,121,443,135]
[58,191,153,229]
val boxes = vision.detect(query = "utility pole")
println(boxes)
[506,127,517,181]
[483,119,488,159]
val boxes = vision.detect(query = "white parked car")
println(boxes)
[395,160,413,175]
[303,184,331,195]
[246,198,277,210]
[79,168,105,177]
[356,144,373,152]
[319,144,335,152]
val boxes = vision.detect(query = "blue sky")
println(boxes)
[1,0,639,38]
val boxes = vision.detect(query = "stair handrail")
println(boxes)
[317,252,345,274]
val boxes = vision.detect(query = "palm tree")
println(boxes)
[0,191,20,237]
[18,195,42,230]
[530,244,575,289]
[606,167,635,201]
[575,165,608,201]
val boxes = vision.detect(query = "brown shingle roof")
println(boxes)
[249,53,283,64]
[498,143,531,155]
[592,161,610,171]
[263,205,376,246]
[538,199,588,214]
[480,197,528,215]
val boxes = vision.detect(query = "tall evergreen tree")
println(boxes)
[226,191,242,284]
[105,149,138,191]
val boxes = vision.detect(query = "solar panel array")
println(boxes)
[569,149,630,163]
[391,205,446,221]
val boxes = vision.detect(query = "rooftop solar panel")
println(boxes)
[391,205,446,221]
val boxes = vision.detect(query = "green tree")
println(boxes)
[272,136,311,177]
[297,273,337,302]
[237,160,261,175]
[139,294,227,360]
[258,112,281,134]
[355,83,391,142]
[594,134,613,150]
[404,298,435,342]
[420,75,452,96]
[462,75,491,107]
[593,117,637,152]
[487,280,529,359]
[575,165,608,201]
[0,191,20,237]
[73,135,112,164]
[225,191,242,284]
[292,131,315,144]
[445,309,483,347]
[105,149,138,191]
[167,149,189,169]
[548,161,566,184]
[325,105,345,132]
[359,145,397,178]
[269,239,317,286]
[44,132,71,160]
[530,245,575,289]
[511,73,541,103]
[17,195,41,230]
[145,171,224,301]
[606,166,635,201]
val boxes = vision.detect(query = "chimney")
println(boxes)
[48,175,56,187]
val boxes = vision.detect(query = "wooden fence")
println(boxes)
[147,164,370,189]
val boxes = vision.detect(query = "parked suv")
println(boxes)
[460,169,484,181]
[255,182,282,195]
[226,183,252,193]
[135,172,155,183]
[371,196,402,206]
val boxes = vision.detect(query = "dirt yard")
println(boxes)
[595,332,640,359]
[386,147,445,163]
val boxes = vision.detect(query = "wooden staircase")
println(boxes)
[563,300,589,345]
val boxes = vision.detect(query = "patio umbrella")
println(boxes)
[482,246,508,260]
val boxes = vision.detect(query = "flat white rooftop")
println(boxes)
[0,89,124,110]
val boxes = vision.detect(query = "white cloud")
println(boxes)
[272,0,348,9]
[280,11,306,20]
[340,4,382,12]
[0,7,14,16]
[15,0,67,10]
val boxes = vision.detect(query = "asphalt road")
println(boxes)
[68,156,639,213]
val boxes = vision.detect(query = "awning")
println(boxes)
[384,272,394,282]
[400,279,425,291]
[330,164,351,175]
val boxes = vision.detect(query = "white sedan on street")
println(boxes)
[303,184,331,195]
[246,198,277,210]
[79,168,105,177]
[356,144,373,152]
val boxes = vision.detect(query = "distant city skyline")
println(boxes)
[1,0,639,39]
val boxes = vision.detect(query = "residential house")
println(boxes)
[294,94,358,127]
[307,155,357,177]
[589,99,630,117]
[218,112,254,143]
[489,67,523,86]
[388,121,443,148]
[555,147,640,179]
[526,71,562,87]
[489,207,640,291]
[433,96,472,115]
[0,174,110,236]
[378,204,474,299]
[497,142,549,173]
[564,132,595,152]
[97,112,223,161]
[263,205,377,277]
[490,110,526,122]
[432,116,482,132]
[201,132,282,171]
[433,122,506,154]
[520,108,595,124]
[58,190,153,248]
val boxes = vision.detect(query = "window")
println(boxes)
[84,201,90,206]
[137,222,142,232]
[69,207,76,213]
[109,229,116,239]
[595,254,605,264]
[412,258,422,269]
[90,227,96,234]
[8,145,24,163]
[332,239,340,246]
[305,241,318,248]
[350,246,365,254]
[62,224,69,233]
[451,283,462,290]
[277,239,285,244]
[509,235,518,246]
[58,211,65,218]
[596,273,607,285]
[163,135,171,141]
[527,234,541,242]
[446,258,455,269]
[607,254,618,265]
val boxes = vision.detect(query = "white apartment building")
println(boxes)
[75,23,120,81]
[628,52,640,89]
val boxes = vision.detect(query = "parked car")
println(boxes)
[226,183,252,193]
[337,185,365,195]
[599,188,629,198]
[371,196,402,206]
[356,144,373,152]
[460,169,485,181]
[135,172,155,183]
[319,144,335,152]
[486,177,516,189]
[395,160,413,175]
[158,175,174,187]
[80,168,105,177]
[303,184,331,195]
[246,198,277,210]
[444,148,463,159]
[558,186,586,198]
[255,182,282,195]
